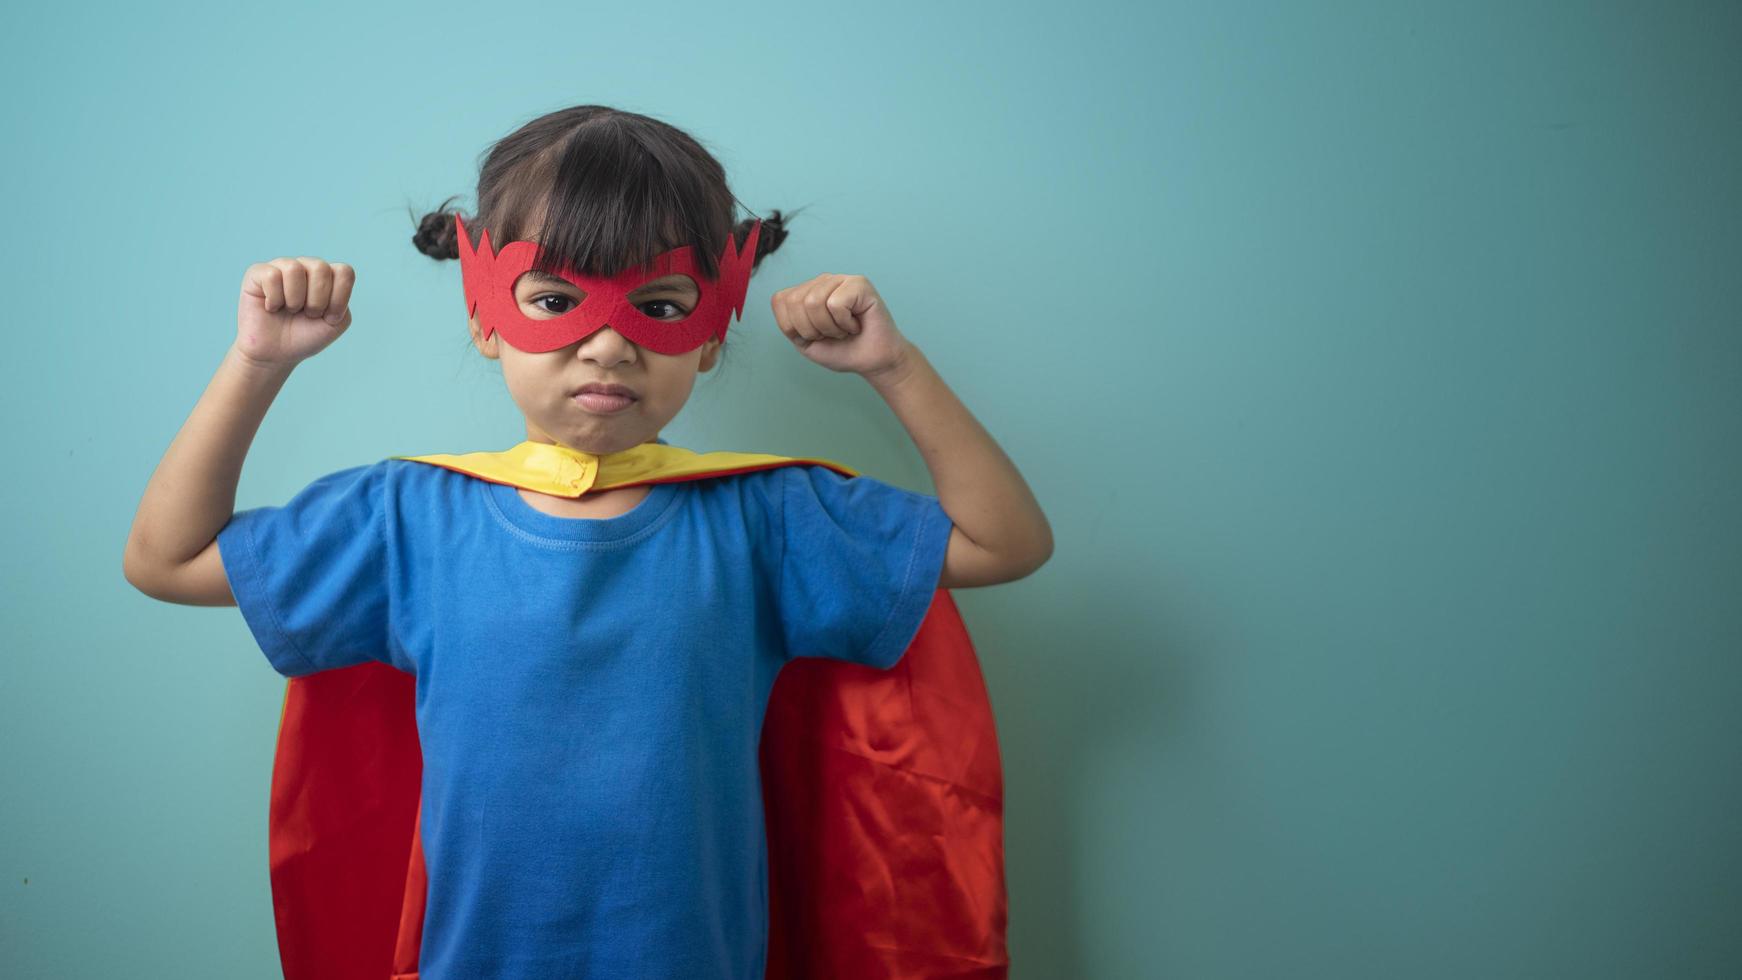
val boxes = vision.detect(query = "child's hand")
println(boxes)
[234,257,356,369]
[770,274,913,378]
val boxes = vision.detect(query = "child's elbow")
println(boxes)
[1012,518,1054,578]
[1013,536,1053,580]
[938,526,1052,589]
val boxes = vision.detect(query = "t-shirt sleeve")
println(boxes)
[216,461,403,678]
[776,464,954,670]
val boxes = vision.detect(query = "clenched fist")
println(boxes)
[770,274,913,378]
[234,257,356,369]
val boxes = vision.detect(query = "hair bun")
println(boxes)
[411,195,466,260]
[739,207,796,271]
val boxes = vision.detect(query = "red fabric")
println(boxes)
[266,663,421,980]
[266,567,1008,979]
[456,213,760,355]
[762,588,1008,979]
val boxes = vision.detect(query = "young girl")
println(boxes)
[124,104,1051,978]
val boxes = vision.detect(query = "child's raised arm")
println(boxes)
[771,273,1053,589]
[123,258,355,605]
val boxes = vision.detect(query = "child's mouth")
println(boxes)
[573,391,637,413]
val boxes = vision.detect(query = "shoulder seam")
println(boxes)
[858,496,937,669]
[776,467,789,644]
[234,513,319,675]
[374,462,408,672]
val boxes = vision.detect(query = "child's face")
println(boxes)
[469,270,719,456]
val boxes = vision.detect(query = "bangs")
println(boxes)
[514,122,738,283]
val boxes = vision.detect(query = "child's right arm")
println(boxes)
[123,257,355,606]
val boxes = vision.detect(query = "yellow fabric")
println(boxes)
[389,439,857,497]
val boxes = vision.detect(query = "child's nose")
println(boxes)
[580,325,637,360]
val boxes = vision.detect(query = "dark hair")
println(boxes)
[409,105,795,364]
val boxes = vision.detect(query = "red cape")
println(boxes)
[262,456,1010,978]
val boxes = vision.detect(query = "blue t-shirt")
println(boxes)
[216,447,954,979]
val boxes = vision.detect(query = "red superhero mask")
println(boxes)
[455,213,762,356]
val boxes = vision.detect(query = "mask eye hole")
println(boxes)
[629,274,700,321]
[512,271,588,317]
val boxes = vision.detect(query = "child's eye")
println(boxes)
[637,300,689,321]
[527,295,688,319]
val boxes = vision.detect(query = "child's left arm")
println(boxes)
[771,274,1054,589]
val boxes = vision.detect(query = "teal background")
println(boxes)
[3,1,1738,977]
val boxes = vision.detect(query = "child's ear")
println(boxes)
[697,336,722,373]
[468,315,500,360]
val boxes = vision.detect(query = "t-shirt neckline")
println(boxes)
[485,477,681,545]
[479,437,684,546]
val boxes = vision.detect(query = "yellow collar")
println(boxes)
[389,439,857,498]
